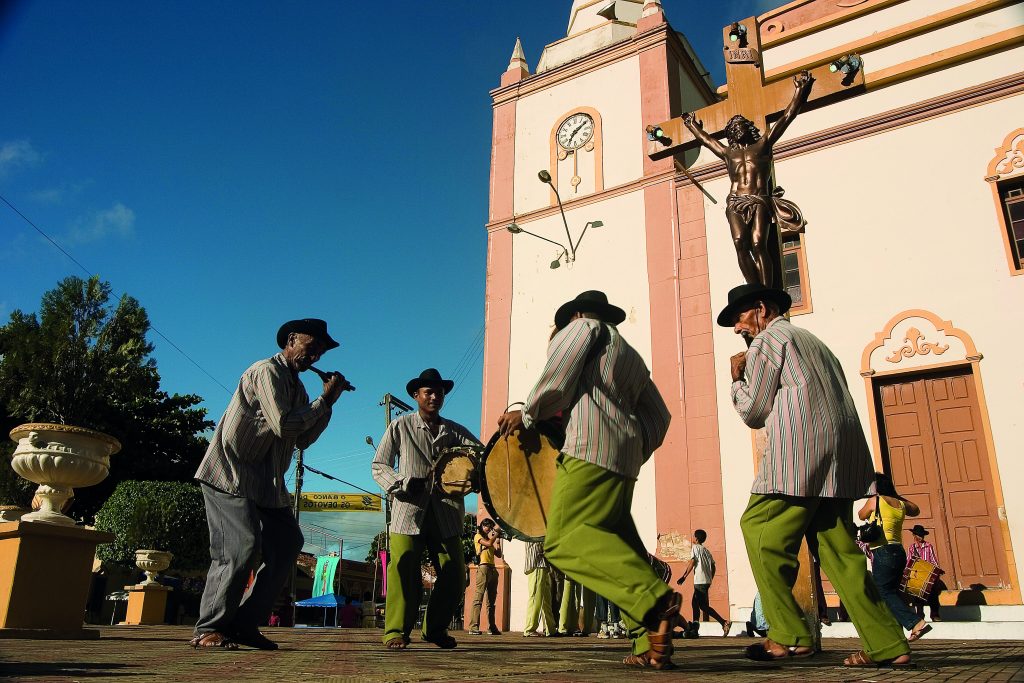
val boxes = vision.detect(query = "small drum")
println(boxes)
[901,559,942,601]
[480,422,564,542]
[431,445,482,498]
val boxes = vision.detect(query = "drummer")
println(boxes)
[371,368,483,650]
[498,291,676,669]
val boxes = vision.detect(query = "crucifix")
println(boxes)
[645,16,868,650]
[647,17,865,288]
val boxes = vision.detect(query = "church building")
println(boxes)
[473,0,1024,634]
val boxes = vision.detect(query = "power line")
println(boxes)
[0,193,233,395]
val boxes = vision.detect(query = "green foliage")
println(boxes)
[0,275,213,522]
[94,480,209,572]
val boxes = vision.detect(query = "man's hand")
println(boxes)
[322,374,346,405]
[676,573,689,586]
[682,112,702,129]
[730,351,748,382]
[498,410,524,438]
[794,70,814,91]
[404,477,427,497]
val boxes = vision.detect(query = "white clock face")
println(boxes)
[556,113,594,150]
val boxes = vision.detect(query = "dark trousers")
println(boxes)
[692,583,727,624]
[870,543,920,631]
[195,484,304,635]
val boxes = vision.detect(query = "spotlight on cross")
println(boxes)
[829,54,862,75]
[646,124,671,145]
[728,22,747,43]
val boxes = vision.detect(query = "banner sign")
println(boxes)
[379,550,388,597]
[313,555,341,597]
[299,492,382,513]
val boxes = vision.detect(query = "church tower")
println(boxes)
[477,0,729,630]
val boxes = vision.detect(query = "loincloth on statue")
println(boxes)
[725,187,806,237]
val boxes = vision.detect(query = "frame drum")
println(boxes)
[432,445,482,498]
[480,423,564,542]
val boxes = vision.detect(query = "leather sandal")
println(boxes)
[844,650,913,668]
[384,636,409,650]
[908,623,932,642]
[188,632,238,650]
[623,629,676,670]
[744,639,814,661]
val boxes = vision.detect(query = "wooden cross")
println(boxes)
[646,17,865,160]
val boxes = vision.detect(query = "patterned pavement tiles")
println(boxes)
[0,627,1022,682]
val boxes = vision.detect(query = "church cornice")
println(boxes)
[490,22,717,107]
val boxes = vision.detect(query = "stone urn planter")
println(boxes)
[135,549,173,586]
[8,423,121,526]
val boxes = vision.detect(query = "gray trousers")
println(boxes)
[195,484,304,635]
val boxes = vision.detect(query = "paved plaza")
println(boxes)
[1,627,1022,682]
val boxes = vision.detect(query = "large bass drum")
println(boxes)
[480,422,564,542]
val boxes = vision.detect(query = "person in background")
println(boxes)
[522,540,556,637]
[859,473,931,642]
[676,529,731,636]
[338,595,360,628]
[468,518,502,635]
[907,524,943,622]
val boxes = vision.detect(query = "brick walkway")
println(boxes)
[1,627,1022,682]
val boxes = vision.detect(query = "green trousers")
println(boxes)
[740,494,910,662]
[382,509,465,645]
[544,455,670,656]
[558,578,596,634]
[523,567,555,635]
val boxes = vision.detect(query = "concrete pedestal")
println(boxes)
[0,520,114,639]
[123,584,170,625]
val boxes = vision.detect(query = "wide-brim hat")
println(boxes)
[715,284,792,327]
[406,368,454,397]
[554,290,626,329]
[277,318,340,350]
[910,524,929,537]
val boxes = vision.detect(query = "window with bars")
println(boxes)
[999,177,1024,271]
[781,234,811,313]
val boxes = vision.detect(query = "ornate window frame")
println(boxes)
[984,127,1024,275]
[548,106,604,205]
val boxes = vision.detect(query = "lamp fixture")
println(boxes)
[727,22,747,45]
[596,0,617,21]
[504,172,604,269]
[646,124,670,145]
[829,54,862,75]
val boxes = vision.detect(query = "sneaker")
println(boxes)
[467,629,483,635]
[546,631,562,637]
[597,630,610,639]
[523,630,541,637]
[488,627,502,636]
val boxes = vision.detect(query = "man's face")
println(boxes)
[283,333,328,372]
[732,303,766,343]
[414,385,445,416]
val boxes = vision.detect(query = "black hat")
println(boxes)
[715,284,792,327]
[910,524,929,537]
[406,368,454,397]
[277,318,340,350]
[554,290,627,329]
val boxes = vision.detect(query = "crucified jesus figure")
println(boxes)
[682,71,814,287]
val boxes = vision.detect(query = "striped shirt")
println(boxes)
[908,541,939,567]
[523,318,671,480]
[731,317,874,499]
[195,353,333,508]
[524,540,548,574]
[370,411,482,537]
[690,543,716,585]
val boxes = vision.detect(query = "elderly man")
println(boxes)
[191,318,348,650]
[371,368,483,650]
[720,283,911,668]
[498,290,676,670]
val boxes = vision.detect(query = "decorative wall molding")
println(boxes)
[548,106,605,203]
[986,126,1024,181]
[862,309,979,375]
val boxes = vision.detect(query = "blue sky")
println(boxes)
[1,0,778,558]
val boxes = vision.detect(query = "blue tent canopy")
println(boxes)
[295,593,338,608]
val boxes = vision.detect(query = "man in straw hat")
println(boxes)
[498,291,677,669]
[718,283,911,667]
[371,368,483,650]
[192,318,349,650]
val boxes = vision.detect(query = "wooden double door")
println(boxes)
[875,368,1009,590]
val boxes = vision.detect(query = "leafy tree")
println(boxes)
[94,480,209,572]
[0,275,213,522]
